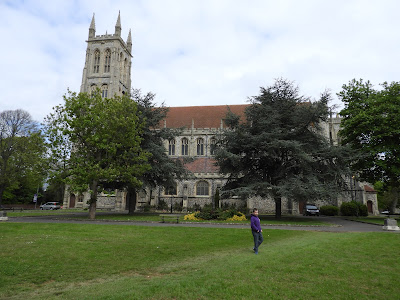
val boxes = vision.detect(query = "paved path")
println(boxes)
[5,214,399,233]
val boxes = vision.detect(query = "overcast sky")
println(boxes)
[1,0,399,122]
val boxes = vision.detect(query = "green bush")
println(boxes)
[157,199,168,210]
[356,202,368,217]
[192,203,201,211]
[143,204,152,212]
[194,205,245,221]
[173,201,183,212]
[340,202,358,216]
[320,205,339,216]
[197,204,220,220]
[340,201,368,216]
[218,208,240,220]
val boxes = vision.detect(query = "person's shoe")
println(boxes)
[254,251,258,255]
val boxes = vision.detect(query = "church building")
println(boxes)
[63,14,378,215]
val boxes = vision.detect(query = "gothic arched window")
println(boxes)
[90,84,97,95]
[164,182,177,196]
[104,49,111,73]
[93,50,100,73]
[197,138,204,156]
[196,181,209,196]
[181,138,189,156]
[169,139,175,156]
[123,58,127,82]
[101,84,108,98]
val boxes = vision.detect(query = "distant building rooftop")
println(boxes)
[162,104,248,129]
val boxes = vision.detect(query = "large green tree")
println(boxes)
[0,109,46,207]
[338,79,400,213]
[215,79,352,217]
[45,91,150,219]
[125,89,188,214]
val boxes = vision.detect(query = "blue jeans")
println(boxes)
[252,231,263,253]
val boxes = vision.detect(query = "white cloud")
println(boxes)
[1,0,400,122]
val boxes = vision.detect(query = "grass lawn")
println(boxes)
[6,209,88,218]
[0,223,399,299]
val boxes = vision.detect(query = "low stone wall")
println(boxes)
[96,195,116,210]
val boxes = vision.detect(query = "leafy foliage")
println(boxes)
[319,205,339,216]
[44,90,150,218]
[0,109,47,206]
[215,79,352,216]
[132,89,188,189]
[340,201,368,216]
[338,79,400,212]
[191,204,246,221]
[123,90,188,213]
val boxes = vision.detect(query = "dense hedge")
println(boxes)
[340,201,368,216]
[320,205,339,216]
[195,204,246,220]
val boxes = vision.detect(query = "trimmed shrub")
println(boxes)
[197,204,220,220]
[340,202,359,216]
[320,205,339,216]
[356,202,368,217]
[184,205,247,221]
[340,201,368,216]
[226,212,247,221]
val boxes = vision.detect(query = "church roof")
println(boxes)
[364,185,376,192]
[185,157,219,173]
[162,104,248,129]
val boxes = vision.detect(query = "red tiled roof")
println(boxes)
[185,157,219,173]
[161,104,248,129]
[364,185,376,192]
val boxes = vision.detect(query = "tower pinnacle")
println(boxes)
[127,29,132,52]
[89,13,96,38]
[115,11,121,36]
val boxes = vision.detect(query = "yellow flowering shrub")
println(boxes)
[184,212,202,221]
[226,213,247,221]
[184,210,246,221]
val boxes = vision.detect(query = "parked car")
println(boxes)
[303,204,320,216]
[40,202,61,210]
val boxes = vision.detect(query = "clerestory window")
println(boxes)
[169,139,175,156]
[197,138,204,156]
[181,138,188,156]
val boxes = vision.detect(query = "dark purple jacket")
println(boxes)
[250,214,261,232]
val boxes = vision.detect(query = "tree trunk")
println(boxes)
[390,187,399,214]
[127,186,137,215]
[88,180,98,220]
[0,185,4,208]
[275,197,282,218]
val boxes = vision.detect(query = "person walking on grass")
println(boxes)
[250,208,263,254]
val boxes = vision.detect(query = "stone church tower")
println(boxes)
[80,12,132,97]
